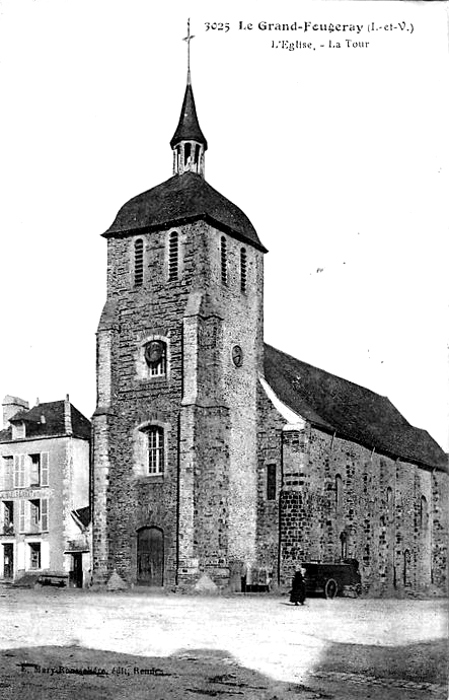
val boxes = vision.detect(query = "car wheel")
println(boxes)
[324,578,338,599]
[355,583,362,596]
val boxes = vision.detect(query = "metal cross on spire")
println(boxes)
[183,18,195,85]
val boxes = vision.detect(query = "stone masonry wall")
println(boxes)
[92,217,265,587]
[255,385,285,585]
[279,427,448,595]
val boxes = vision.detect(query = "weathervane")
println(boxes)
[183,18,195,84]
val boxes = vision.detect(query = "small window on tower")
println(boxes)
[240,248,247,293]
[195,144,200,164]
[266,464,276,500]
[221,236,227,285]
[184,143,191,164]
[134,239,144,286]
[144,341,167,377]
[147,426,165,475]
[168,231,179,281]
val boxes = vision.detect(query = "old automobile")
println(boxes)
[302,559,362,599]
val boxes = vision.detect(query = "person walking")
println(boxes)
[290,568,306,605]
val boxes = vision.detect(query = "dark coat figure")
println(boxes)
[290,570,306,605]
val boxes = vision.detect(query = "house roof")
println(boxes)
[264,343,447,471]
[170,83,208,150]
[0,400,91,442]
[102,171,267,252]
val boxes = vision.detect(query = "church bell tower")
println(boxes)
[91,23,267,588]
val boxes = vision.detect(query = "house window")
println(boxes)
[28,453,49,487]
[340,531,348,559]
[29,543,41,570]
[134,239,144,286]
[2,501,14,535]
[30,455,40,486]
[12,423,25,440]
[147,427,165,475]
[144,341,167,377]
[220,236,227,285]
[2,457,13,490]
[240,248,247,293]
[266,464,276,500]
[168,231,179,281]
[30,500,40,532]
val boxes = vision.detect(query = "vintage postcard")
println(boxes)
[0,1,447,699]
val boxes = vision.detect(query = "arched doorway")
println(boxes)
[137,527,164,586]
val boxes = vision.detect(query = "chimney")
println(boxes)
[64,394,73,435]
[2,395,29,428]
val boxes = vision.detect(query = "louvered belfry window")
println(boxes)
[168,231,179,281]
[221,236,227,285]
[240,248,247,293]
[134,239,144,286]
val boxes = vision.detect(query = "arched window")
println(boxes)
[144,341,167,377]
[340,531,347,559]
[403,549,411,586]
[240,248,247,293]
[134,239,144,286]
[420,495,428,530]
[147,426,165,474]
[335,474,343,513]
[221,236,227,285]
[168,231,179,281]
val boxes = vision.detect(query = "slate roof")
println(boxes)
[102,171,267,252]
[264,343,447,471]
[170,83,208,150]
[0,401,91,442]
[72,506,91,528]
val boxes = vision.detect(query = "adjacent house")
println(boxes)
[0,395,91,586]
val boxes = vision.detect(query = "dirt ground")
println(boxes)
[0,587,447,700]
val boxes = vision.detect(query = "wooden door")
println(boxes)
[72,553,83,588]
[137,527,164,586]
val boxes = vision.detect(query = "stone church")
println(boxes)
[91,65,448,595]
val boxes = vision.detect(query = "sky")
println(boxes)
[0,0,448,451]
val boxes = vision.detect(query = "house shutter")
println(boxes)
[41,453,49,486]
[41,541,50,570]
[41,499,49,531]
[19,500,26,533]
[19,455,25,488]
[14,455,20,488]
[17,542,26,571]
[5,457,13,490]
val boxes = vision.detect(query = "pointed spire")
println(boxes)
[170,20,207,177]
[170,84,208,151]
